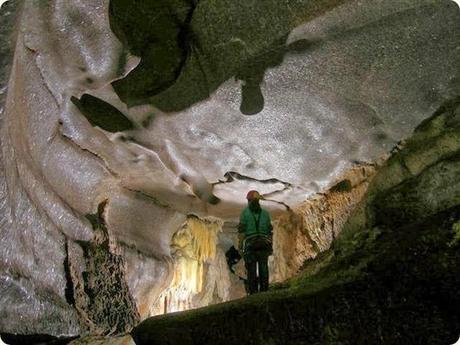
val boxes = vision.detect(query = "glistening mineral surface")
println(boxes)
[0,0,459,337]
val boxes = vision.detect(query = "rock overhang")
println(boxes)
[105,0,460,219]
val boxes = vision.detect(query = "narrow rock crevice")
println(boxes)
[63,240,76,307]
[216,171,293,188]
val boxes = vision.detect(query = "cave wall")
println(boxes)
[0,0,83,334]
[0,0,145,336]
[270,165,376,283]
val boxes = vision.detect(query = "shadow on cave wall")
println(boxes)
[108,0,314,115]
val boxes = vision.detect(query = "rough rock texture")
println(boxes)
[131,98,460,345]
[69,203,140,335]
[270,165,376,283]
[0,0,459,338]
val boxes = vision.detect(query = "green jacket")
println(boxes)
[238,206,272,239]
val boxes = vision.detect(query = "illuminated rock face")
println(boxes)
[270,165,376,283]
[152,217,231,315]
[0,0,459,337]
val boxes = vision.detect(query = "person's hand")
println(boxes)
[238,233,245,252]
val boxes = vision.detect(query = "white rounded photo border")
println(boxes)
[0,0,459,10]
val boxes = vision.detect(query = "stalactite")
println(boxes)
[152,216,230,315]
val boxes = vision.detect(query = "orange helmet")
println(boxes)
[246,190,261,201]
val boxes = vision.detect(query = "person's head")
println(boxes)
[246,190,262,206]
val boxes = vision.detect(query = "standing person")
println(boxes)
[238,190,273,294]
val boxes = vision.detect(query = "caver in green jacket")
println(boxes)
[238,206,273,253]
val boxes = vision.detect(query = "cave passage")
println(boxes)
[0,0,459,344]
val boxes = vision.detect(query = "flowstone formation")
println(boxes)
[0,0,459,341]
[152,216,230,316]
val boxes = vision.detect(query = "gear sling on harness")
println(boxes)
[243,210,272,254]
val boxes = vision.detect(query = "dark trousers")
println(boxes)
[244,250,269,295]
